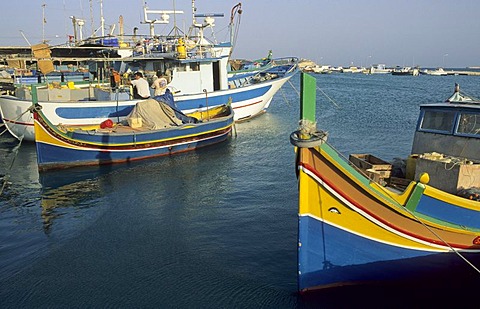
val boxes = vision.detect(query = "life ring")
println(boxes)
[290,130,328,148]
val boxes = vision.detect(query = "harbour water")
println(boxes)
[1,73,480,308]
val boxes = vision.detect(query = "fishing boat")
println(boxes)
[0,3,298,142]
[33,92,234,171]
[391,66,419,76]
[290,73,480,293]
[0,57,296,142]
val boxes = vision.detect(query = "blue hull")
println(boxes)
[36,132,230,169]
[298,215,480,291]
[55,85,272,120]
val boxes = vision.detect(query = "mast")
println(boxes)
[119,15,124,41]
[228,3,242,56]
[42,3,46,43]
[191,0,196,27]
[89,0,95,37]
[100,0,105,37]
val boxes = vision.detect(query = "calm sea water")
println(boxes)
[1,73,480,308]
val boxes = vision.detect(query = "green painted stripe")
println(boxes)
[300,73,316,123]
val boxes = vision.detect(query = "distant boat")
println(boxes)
[33,97,234,171]
[341,66,363,73]
[422,67,448,76]
[290,74,480,293]
[368,64,391,74]
[311,65,332,74]
[392,66,419,76]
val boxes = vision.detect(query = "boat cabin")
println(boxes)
[411,102,480,161]
[118,43,231,96]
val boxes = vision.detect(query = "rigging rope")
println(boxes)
[288,79,341,109]
[316,85,340,109]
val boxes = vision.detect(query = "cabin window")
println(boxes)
[420,110,455,133]
[457,113,480,136]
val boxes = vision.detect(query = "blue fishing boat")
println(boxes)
[290,74,480,292]
[33,94,234,171]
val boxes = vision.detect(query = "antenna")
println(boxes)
[141,5,184,37]
[100,0,105,37]
[42,3,46,43]
[19,30,32,46]
[89,0,95,37]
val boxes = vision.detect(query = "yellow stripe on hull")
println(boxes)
[35,118,232,149]
[298,167,449,251]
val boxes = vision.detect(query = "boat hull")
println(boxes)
[299,214,480,291]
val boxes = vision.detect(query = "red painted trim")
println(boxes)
[3,118,34,126]
[232,100,263,109]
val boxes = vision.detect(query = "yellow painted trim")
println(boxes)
[38,114,232,148]
[424,185,480,210]
[370,181,416,206]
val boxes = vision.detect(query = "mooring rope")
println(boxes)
[1,104,35,133]
[279,87,293,108]
[287,78,341,109]
[0,106,34,196]
[287,79,300,97]
[316,85,340,109]
[0,133,25,197]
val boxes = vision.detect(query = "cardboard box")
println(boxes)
[349,154,392,179]
[31,43,51,59]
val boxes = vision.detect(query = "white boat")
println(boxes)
[422,67,448,76]
[0,3,298,141]
[311,65,332,74]
[0,57,297,141]
[368,64,391,74]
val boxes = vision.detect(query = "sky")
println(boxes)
[1,0,479,68]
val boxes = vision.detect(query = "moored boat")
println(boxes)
[290,73,480,293]
[33,93,234,171]
[421,67,448,76]
[392,66,419,76]
[368,64,391,74]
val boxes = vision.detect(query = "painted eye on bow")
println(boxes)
[328,207,340,214]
